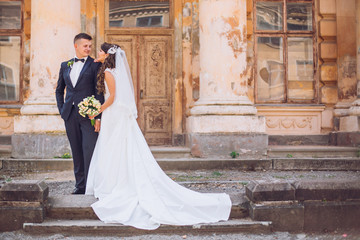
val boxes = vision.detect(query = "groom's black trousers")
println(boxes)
[65,106,98,190]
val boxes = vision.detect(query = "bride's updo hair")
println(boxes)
[96,42,119,94]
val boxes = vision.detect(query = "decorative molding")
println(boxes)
[0,117,14,135]
[257,106,324,135]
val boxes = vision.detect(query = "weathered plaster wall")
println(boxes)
[173,0,185,143]
[0,0,31,135]
[173,0,200,142]
[336,0,357,102]
[246,0,254,102]
[81,0,97,57]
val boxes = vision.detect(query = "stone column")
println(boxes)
[12,0,80,158]
[349,0,360,117]
[335,0,357,131]
[334,0,360,146]
[187,0,266,158]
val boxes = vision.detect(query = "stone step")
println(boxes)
[269,134,330,146]
[2,157,360,172]
[150,146,192,159]
[46,194,249,220]
[0,135,11,145]
[0,158,271,172]
[0,144,12,157]
[268,145,359,158]
[246,180,360,232]
[272,157,360,171]
[249,199,360,232]
[23,219,272,236]
[245,180,360,202]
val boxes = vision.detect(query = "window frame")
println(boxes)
[105,0,173,31]
[0,0,24,104]
[253,0,318,104]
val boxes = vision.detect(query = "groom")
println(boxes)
[56,33,104,194]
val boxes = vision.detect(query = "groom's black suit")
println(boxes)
[56,56,104,191]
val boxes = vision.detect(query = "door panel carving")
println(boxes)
[139,35,172,145]
[105,34,172,145]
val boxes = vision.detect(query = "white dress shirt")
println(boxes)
[70,56,88,87]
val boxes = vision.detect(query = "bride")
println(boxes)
[85,43,232,230]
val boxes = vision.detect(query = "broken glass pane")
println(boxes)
[256,2,283,31]
[0,36,21,101]
[257,37,285,102]
[287,2,312,31]
[287,37,314,100]
[0,1,21,29]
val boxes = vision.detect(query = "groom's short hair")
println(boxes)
[74,33,92,44]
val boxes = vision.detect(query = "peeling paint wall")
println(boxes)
[81,0,97,57]
[5,0,360,138]
[173,0,200,141]
[173,0,184,141]
[336,0,357,102]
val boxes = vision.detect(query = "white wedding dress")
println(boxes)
[85,48,231,230]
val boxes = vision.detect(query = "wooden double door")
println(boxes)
[106,33,172,145]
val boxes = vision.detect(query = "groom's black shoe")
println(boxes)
[72,187,85,195]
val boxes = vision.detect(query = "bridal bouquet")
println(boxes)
[78,95,101,126]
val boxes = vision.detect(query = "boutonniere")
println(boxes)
[67,60,74,68]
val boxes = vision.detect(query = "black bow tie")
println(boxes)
[75,58,85,63]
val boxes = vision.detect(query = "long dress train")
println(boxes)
[86,52,231,230]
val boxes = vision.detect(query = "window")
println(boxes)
[136,16,163,27]
[108,0,169,28]
[0,1,22,102]
[254,0,315,103]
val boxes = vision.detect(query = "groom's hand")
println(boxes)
[94,119,100,132]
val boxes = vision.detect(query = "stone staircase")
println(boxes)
[21,192,273,235]
[23,219,272,236]
[246,179,360,232]
[1,134,360,172]
[267,134,360,171]
[2,178,358,235]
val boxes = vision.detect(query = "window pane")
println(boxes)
[0,1,21,29]
[256,2,283,31]
[257,37,285,102]
[109,0,169,28]
[0,36,21,101]
[287,3,312,31]
[287,37,314,100]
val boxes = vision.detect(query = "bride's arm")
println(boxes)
[99,71,116,113]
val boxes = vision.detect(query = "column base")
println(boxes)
[187,115,267,158]
[12,133,70,159]
[188,133,268,158]
[330,131,360,147]
[339,115,360,132]
[14,115,65,133]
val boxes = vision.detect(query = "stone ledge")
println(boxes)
[294,180,360,201]
[246,180,295,202]
[249,201,304,232]
[273,158,360,171]
[0,180,48,232]
[0,180,49,202]
[304,200,360,231]
[23,219,273,236]
[2,158,360,172]
[0,205,45,232]
[246,180,360,202]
